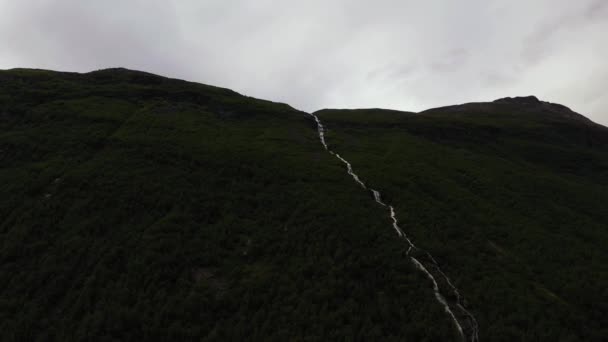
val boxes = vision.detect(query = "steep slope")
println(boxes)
[310,114,479,341]
[316,100,608,341]
[0,69,457,341]
[2,68,607,341]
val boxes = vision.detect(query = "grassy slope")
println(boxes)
[0,69,456,341]
[317,105,608,341]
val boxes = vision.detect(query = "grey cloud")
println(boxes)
[585,0,608,20]
[366,63,417,84]
[0,0,606,124]
[522,2,607,65]
[480,71,519,88]
[429,49,470,73]
[1,1,186,74]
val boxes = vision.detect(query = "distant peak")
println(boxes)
[93,67,130,72]
[418,95,598,125]
[493,96,540,105]
[87,67,154,75]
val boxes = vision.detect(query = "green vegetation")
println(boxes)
[317,102,608,341]
[0,68,455,341]
[1,68,606,341]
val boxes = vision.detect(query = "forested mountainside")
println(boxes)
[0,68,606,341]
[316,100,608,341]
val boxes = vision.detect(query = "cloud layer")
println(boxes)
[1,0,606,124]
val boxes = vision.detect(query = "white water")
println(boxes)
[310,113,478,342]
[411,257,464,338]
[371,190,385,206]
[334,153,367,188]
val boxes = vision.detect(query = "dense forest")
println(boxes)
[317,101,608,341]
[0,68,606,341]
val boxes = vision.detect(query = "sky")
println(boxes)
[1,0,607,124]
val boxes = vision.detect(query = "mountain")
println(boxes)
[316,100,608,341]
[1,68,606,341]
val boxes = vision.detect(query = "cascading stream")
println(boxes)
[310,113,479,342]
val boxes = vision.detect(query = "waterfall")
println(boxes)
[310,113,479,342]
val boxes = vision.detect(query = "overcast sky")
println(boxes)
[1,1,607,124]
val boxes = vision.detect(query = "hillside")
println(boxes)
[1,68,607,341]
[316,99,608,341]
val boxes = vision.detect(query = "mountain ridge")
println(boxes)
[4,67,604,128]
